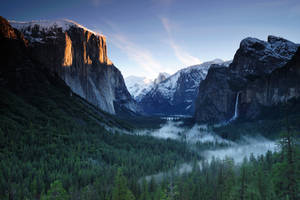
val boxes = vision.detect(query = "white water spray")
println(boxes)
[229,92,240,122]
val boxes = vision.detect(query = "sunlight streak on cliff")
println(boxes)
[62,32,73,67]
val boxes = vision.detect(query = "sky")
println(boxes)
[2,0,300,79]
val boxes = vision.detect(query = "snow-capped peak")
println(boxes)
[268,35,290,44]
[137,59,232,115]
[210,58,225,63]
[154,72,170,84]
[176,59,231,75]
[267,35,299,59]
[125,59,231,103]
[125,72,171,101]
[149,59,231,100]
[9,19,103,37]
[240,35,299,60]
[125,76,154,101]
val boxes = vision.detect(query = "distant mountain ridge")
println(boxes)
[136,59,231,116]
[125,76,154,101]
[125,72,170,102]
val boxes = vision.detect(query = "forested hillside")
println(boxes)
[0,16,197,199]
[0,10,299,200]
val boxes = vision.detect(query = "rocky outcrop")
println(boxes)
[139,59,229,116]
[231,36,298,77]
[195,36,299,123]
[10,19,138,114]
[194,65,237,122]
[0,16,18,39]
[153,72,169,85]
[0,16,31,90]
[240,47,300,119]
[0,16,129,132]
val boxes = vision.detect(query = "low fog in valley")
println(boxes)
[137,120,279,182]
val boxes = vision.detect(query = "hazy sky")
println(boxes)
[2,0,300,78]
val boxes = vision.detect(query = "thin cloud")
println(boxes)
[161,17,172,33]
[161,17,201,66]
[102,20,174,78]
[168,40,202,66]
[106,32,166,78]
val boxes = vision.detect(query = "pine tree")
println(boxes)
[81,185,96,200]
[166,182,179,200]
[272,108,299,200]
[140,179,151,200]
[112,168,135,200]
[239,162,247,200]
[159,189,169,200]
[223,157,235,200]
[41,180,69,200]
[245,183,261,200]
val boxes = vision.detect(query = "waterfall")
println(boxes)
[229,92,240,122]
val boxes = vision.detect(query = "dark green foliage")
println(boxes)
[150,147,299,200]
[0,82,197,199]
[272,129,299,200]
[116,115,166,130]
[0,71,299,199]
[213,98,300,141]
[213,119,285,141]
[1,16,299,200]
[112,169,135,200]
[41,180,69,200]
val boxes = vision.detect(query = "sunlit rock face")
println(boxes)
[10,19,138,114]
[62,32,73,67]
[195,36,300,123]
[0,17,17,39]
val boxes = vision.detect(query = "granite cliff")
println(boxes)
[240,47,300,119]
[9,19,138,114]
[195,36,299,123]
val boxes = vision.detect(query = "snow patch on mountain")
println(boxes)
[152,59,230,100]
[9,19,102,36]
[240,35,299,61]
[125,76,154,101]
[154,72,180,100]
[125,72,170,102]
[154,72,170,84]
[139,59,232,115]
[9,19,104,44]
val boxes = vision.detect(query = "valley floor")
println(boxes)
[2,102,299,200]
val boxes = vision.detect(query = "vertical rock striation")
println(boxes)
[195,36,299,123]
[10,19,137,114]
[240,47,300,119]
